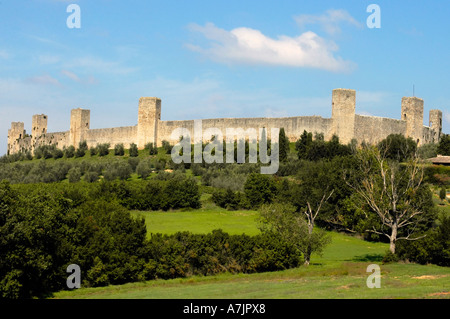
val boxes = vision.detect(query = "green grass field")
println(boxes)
[53,208,450,299]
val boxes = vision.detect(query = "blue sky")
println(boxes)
[0,0,449,155]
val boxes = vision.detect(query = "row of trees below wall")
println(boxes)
[2,132,450,164]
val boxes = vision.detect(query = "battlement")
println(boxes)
[6,88,444,155]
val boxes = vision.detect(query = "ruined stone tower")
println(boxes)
[70,108,90,148]
[31,114,48,147]
[137,97,161,149]
[7,122,25,155]
[401,97,424,145]
[429,109,442,143]
[331,88,356,144]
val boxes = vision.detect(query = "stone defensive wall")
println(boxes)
[85,126,137,149]
[157,116,332,145]
[6,88,443,155]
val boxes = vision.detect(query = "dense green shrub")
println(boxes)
[424,165,450,186]
[0,181,300,298]
[418,143,438,159]
[97,144,110,157]
[75,141,88,158]
[34,145,64,160]
[89,146,98,156]
[278,128,290,162]
[103,160,132,181]
[440,187,447,202]
[212,188,249,210]
[144,230,301,279]
[145,142,158,155]
[295,131,351,161]
[395,214,450,266]
[64,145,75,158]
[0,151,32,163]
[162,140,172,154]
[437,134,450,155]
[52,147,64,159]
[0,181,78,298]
[129,143,139,157]
[377,134,417,162]
[114,143,125,156]
[128,157,140,172]
[67,167,82,183]
[136,159,153,179]
[244,173,277,208]
[83,171,99,183]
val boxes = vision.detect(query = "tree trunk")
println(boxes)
[304,246,311,266]
[304,219,314,266]
[389,223,398,254]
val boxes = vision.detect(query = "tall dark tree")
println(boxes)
[295,130,313,160]
[437,134,450,156]
[129,143,139,157]
[377,134,417,162]
[244,173,277,208]
[278,128,290,162]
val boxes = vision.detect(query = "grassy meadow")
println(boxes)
[53,198,450,299]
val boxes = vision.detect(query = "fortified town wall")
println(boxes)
[7,89,443,155]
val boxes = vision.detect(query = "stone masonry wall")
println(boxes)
[157,116,332,145]
[354,115,407,145]
[85,126,137,149]
[6,89,443,155]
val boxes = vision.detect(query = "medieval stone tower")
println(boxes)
[331,88,356,145]
[7,122,25,154]
[401,97,424,144]
[31,114,47,146]
[137,97,161,149]
[70,108,90,147]
[429,109,443,143]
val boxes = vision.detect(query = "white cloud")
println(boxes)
[26,74,62,87]
[61,69,81,82]
[187,23,355,72]
[295,9,363,35]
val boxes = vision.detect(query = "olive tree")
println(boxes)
[259,203,331,266]
[344,145,434,254]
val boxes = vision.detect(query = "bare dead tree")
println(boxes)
[302,188,334,265]
[344,145,427,254]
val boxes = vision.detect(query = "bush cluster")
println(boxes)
[395,214,450,266]
[0,181,300,298]
[212,188,249,210]
[295,131,352,161]
[145,230,301,279]
[95,177,201,211]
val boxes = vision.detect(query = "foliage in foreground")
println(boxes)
[395,214,450,266]
[0,181,300,299]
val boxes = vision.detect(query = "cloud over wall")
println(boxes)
[186,22,355,72]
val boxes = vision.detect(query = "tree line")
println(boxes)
[0,180,300,298]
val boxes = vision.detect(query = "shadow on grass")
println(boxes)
[352,254,384,263]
